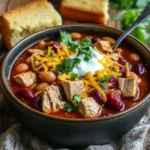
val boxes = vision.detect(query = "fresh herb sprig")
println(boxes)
[113,9,150,44]
[56,58,81,75]
[110,0,150,9]
[59,31,97,61]
[98,75,111,90]
[64,95,82,112]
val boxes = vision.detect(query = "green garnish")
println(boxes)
[50,51,55,56]
[64,102,74,112]
[111,0,150,44]
[59,31,97,61]
[98,75,111,82]
[110,0,149,9]
[98,75,111,90]
[100,82,109,90]
[65,95,82,112]
[59,31,72,46]
[56,58,81,75]
[70,73,78,80]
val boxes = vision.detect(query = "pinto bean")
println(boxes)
[116,48,123,53]
[71,32,82,40]
[35,82,49,92]
[129,53,139,61]
[39,71,56,83]
[101,36,115,45]
[15,63,29,73]
[38,40,46,50]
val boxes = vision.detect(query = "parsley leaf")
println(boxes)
[56,58,81,75]
[64,102,75,112]
[59,31,72,46]
[100,82,109,90]
[50,51,55,56]
[110,0,149,9]
[98,75,111,82]
[59,31,97,61]
[113,9,150,44]
[64,95,82,112]
[73,95,82,103]
[98,75,110,90]
[70,73,78,80]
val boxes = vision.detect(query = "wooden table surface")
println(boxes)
[0,0,120,135]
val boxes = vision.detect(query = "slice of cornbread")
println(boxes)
[1,0,62,49]
[60,0,109,24]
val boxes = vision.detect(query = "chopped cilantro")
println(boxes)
[112,7,150,44]
[59,31,72,46]
[73,95,82,103]
[98,75,111,82]
[50,51,55,56]
[70,73,78,80]
[56,58,81,75]
[110,0,149,9]
[64,102,75,112]
[59,31,97,61]
[64,95,82,112]
[100,82,109,90]
[98,75,110,90]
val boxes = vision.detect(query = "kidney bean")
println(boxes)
[134,63,145,74]
[30,96,41,110]
[52,42,62,52]
[108,77,119,89]
[118,57,126,65]
[90,90,104,105]
[91,37,101,44]
[17,88,33,100]
[119,66,126,75]
[107,92,124,111]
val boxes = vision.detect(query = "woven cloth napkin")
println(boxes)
[0,108,150,150]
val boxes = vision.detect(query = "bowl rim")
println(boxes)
[1,23,150,122]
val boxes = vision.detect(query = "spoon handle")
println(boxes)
[112,3,150,50]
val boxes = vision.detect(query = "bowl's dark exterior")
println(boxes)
[0,24,150,147]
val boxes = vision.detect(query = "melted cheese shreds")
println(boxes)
[125,62,130,77]
[86,71,107,102]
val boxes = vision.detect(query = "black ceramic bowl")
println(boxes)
[0,24,150,147]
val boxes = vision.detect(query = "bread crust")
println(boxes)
[60,5,107,24]
[1,0,62,49]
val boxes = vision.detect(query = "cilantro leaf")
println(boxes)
[70,73,78,80]
[113,9,150,44]
[64,102,75,112]
[64,95,82,112]
[73,95,82,103]
[59,31,72,46]
[59,31,97,61]
[98,75,111,82]
[100,82,109,90]
[50,51,55,56]
[56,58,81,75]
[110,0,149,9]
[98,75,110,90]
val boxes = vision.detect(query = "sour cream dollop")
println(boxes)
[70,50,104,76]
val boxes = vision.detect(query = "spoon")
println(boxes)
[112,3,150,50]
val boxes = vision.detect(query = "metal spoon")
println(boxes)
[112,3,150,50]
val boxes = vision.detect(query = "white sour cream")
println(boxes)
[70,50,104,76]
